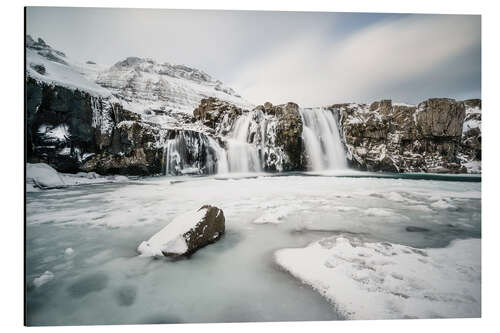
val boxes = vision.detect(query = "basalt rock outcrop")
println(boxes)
[329,98,481,173]
[26,77,165,175]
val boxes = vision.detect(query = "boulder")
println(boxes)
[137,205,225,257]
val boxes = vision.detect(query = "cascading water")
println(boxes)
[226,112,262,173]
[163,130,229,175]
[299,107,347,170]
[207,136,229,174]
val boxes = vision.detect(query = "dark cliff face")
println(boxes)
[26,78,165,175]
[329,98,481,173]
[27,77,99,172]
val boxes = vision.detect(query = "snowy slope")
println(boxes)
[96,57,253,126]
[26,35,252,128]
[26,36,112,98]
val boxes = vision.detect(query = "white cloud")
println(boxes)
[232,14,480,106]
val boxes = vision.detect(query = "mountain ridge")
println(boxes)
[25,36,482,176]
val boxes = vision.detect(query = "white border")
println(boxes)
[2,1,499,332]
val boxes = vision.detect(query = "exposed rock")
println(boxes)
[268,102,304,171]
[415,98,466,137]
[29,63,46,75]
[137,205,225,257]
[26,77,164,175]
[193,97,243,135]
[330,98,479,173]
[459,99,482,164]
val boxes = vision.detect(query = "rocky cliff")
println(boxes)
[26,36,481,176]
[328,98,481,173]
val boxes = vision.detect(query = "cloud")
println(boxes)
[231,14,480,106]
[26,8,480,106]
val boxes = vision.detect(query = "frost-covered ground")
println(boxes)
[26,173,481,325]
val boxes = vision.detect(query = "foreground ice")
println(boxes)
[26,173,481,325]
[275,237,480,320]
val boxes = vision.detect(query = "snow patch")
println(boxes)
[27,163,66,189]
[38,124,70,142]
[364,208,395,217]
[431,200,456,210]
[32,271,55,288]
[253,206,292,224]
[275,237,480,319]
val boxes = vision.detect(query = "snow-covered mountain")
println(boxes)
[95,57,253,127]
[26,35,252,129]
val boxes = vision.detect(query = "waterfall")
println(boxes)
[299,108,347,170]
[207,136,229,174]
[226,112,262,173]
[163,130,229,176]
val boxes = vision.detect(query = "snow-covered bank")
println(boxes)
[26,163,128,191]
[275,237,480,320]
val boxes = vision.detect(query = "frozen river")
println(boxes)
[25,173,481,325]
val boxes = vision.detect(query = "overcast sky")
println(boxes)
[26,7,481,106]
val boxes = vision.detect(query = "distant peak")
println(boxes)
[26,35,67,65]
[114,57,145,67]
[110,56,214,84]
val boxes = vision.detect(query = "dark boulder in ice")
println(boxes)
[405,226,430,233]
[137,205,225,257]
